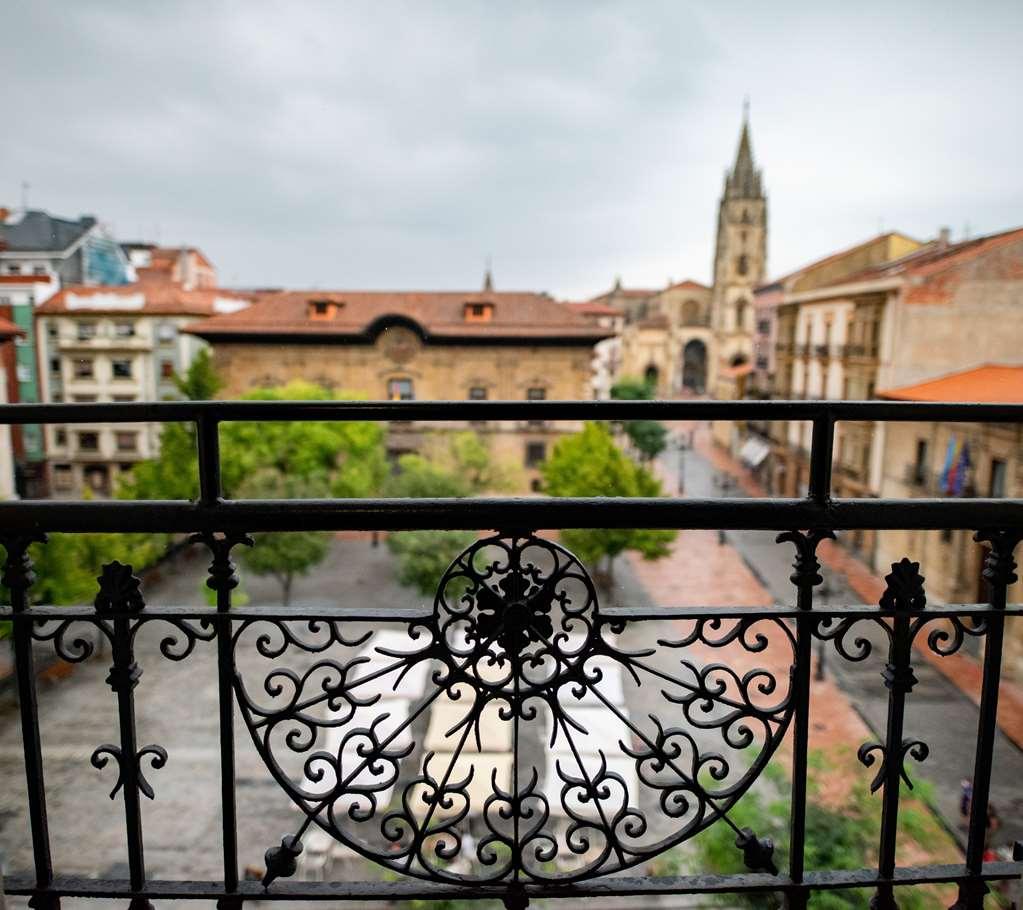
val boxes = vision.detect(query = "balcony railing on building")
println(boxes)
[1,399,1021,910]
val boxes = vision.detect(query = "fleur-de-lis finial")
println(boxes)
[879,558,926,612]
[94,561,145,614]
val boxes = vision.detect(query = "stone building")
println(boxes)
[184,286,611,490]
[875,365,1023,682]
[563,300,623,400]
[757,225,1023,564]
[36,281,251,496]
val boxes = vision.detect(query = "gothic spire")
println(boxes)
[725,104,763,200]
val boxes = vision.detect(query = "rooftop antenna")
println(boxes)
[483,255,494,292]
[20,180,30,212]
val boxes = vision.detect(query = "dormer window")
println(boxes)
[464,302,494,322]
[308,299,341,320]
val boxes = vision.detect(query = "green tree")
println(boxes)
[611,377,669,462]
[683,754,943,910]
[383,452,478,595]
[237,471,333,606]
[219,381,387,499]
[173,347,222,400]
[541,422,676,584]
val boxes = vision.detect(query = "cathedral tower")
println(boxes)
[710,108,767,395]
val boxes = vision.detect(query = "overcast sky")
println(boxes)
[3,1,1022,298]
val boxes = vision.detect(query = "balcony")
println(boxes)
[0,399,1021,909]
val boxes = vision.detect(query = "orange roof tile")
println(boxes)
[564,301,619,317]
[184,290,611,344]
[0,316,24,337]
[877,365,1023,403]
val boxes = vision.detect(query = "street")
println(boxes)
[655,423,1023,854]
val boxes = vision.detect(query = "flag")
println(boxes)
[939,436,957,495]
[951,441,971,497]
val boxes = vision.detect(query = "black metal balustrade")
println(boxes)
[1,399,1022,910]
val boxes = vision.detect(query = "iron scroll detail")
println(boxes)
[238,533,793,889]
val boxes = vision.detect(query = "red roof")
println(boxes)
[36,284,251,317]
[818,227,1023,297]
[878,365,1023,403]
[564,301,619,317]
[184,290,611,343]
[0,316,24,337]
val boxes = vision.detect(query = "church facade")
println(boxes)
[593,114,767,402]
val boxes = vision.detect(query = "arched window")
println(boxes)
[736,254,749,276]
[735,298,748,330]
[387,377,414,400]
[681,299,701,326]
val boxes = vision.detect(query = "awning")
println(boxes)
[739,437,771,468]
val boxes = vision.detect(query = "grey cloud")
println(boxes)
[2,1,1021,294]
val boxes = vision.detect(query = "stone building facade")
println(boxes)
[874,366,1023,682]
[185,288,611,490]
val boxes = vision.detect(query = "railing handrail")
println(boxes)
[2,398,1023,424]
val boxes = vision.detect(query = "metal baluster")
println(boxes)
[951,530,1022,910]
[194,531,251,910]
[93,562,154,910]
[779,413,835,909]
[865,559,929,910]
[2,535,59,910]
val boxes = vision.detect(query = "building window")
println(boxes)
[387,378,414,401]
[49,357,61,375]
[114,322,136,338]
[115,431,138,453]
[527,387,546,401]
[77,322,97,341]
[7,264,21,275]
[157,323,175,343]
[308,299,341,320]
[464,302,494,322]
[525,441,546,468]
[47,324,58,339]
[112,394,136,402]
[160,360,175,379]
[913,439,929,486]
[111,359,133,380]
[72,394,97,403]
[54,428,67,447]
[989,458,1007,498]
[468,386,487,400]
[33,265,47,276]
[736,254,749,276]
[52,465,74,492]
[77,431,99,452]
[735,299,748,330]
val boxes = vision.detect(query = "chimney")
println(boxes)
[937,226,951,249]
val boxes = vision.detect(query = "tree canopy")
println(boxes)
[610,375,669,461]
[541,422,676,579]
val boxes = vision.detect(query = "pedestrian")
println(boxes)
[959,778,972,827]
[986,802,1002,848]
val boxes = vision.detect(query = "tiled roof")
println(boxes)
[564,301,619,317]
[878,365,1023,403]
[0,210,96,253]
[819,227,1023,292]
[36,284,251,317]
[0,316,25,337]
[184,290,611,343]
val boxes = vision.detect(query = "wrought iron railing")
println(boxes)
[1,399,1022,910]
